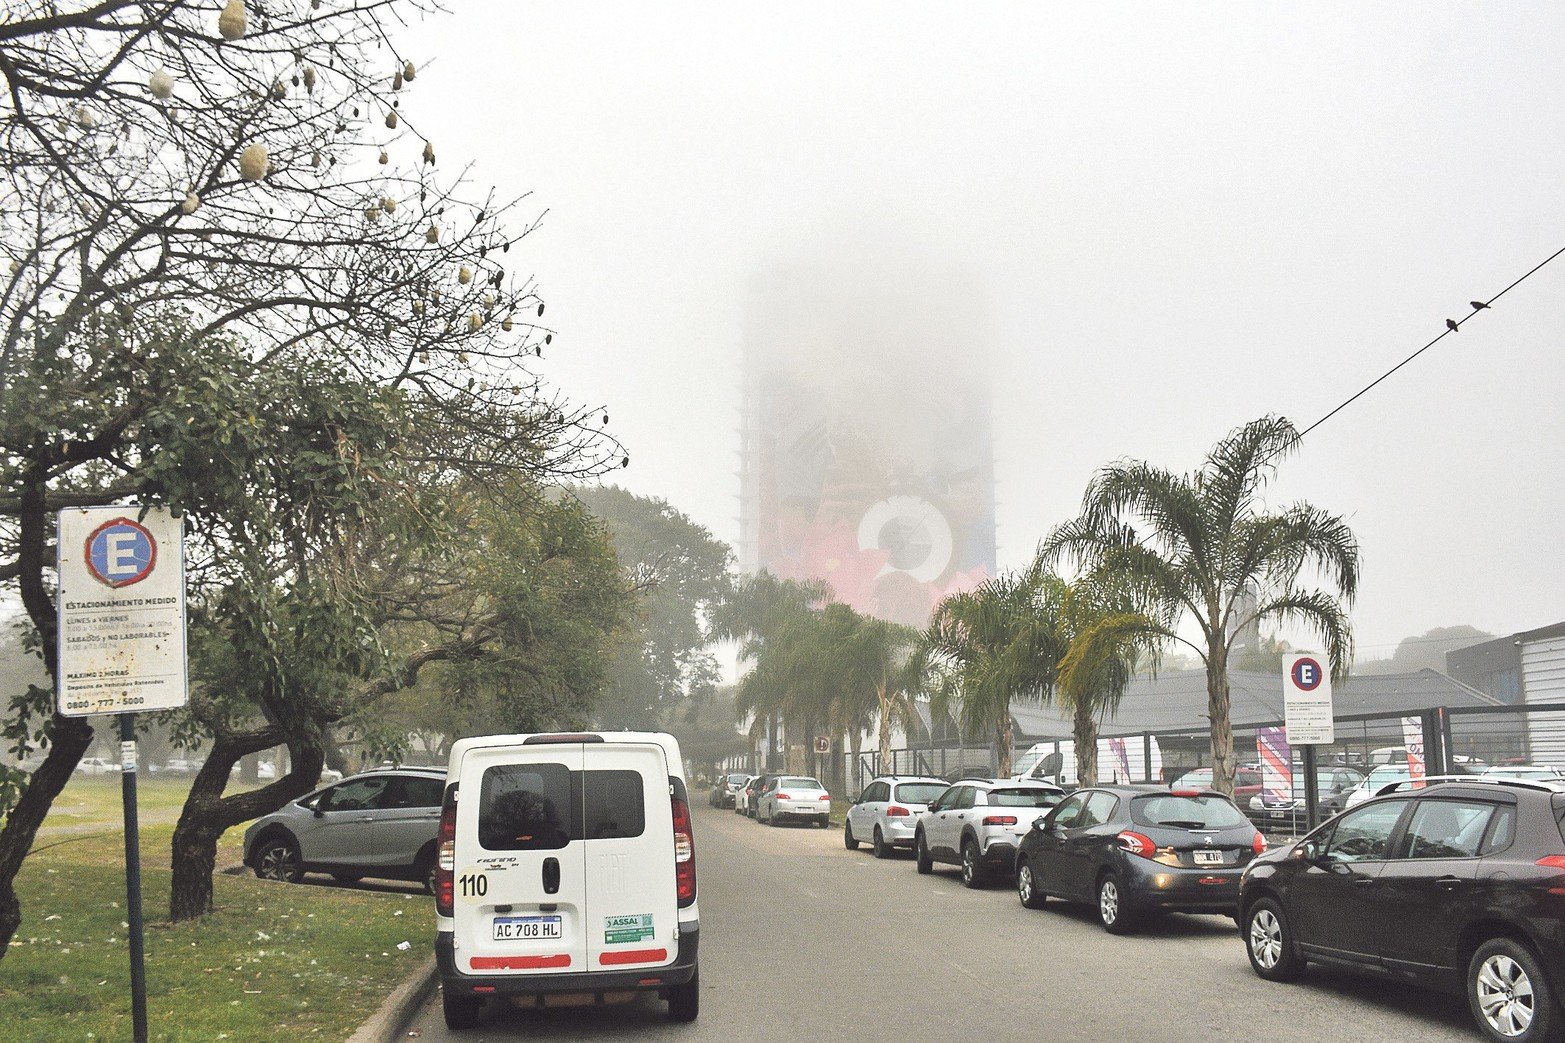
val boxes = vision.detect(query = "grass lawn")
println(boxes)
[5,779,432,1041]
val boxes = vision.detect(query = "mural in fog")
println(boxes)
[739,246,996,626]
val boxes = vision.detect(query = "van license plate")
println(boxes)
[1193,850,1224,866]
[493,915,562,941]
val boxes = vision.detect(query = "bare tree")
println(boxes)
[0,1,623,951]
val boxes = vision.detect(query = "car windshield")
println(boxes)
[779,777,822,790]
[1132,794,1248,829]
[893,782,947,804]
[726,774,748,784]
[987,788,1062,808]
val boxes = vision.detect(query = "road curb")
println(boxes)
[345,955,438,1043]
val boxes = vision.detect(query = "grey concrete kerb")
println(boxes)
[345,955,438,1043]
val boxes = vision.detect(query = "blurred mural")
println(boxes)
[738,244,996,627]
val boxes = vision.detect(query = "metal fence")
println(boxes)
[840,701,1565,838]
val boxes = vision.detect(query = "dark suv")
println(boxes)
[1239,778,1565,1043]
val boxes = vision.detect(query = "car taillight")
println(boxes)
[672,795,697,907]
[435,791,457,917]
[886,805,910,817]
[1117,831,1157,858]
[982,816,1018,826]
[819,794,831,801]
[776,793,791,800]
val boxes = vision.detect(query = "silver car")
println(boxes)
[914,779,1066,887]
[757,775,831,827]
[242,767,446,891]
[844,775,948,858]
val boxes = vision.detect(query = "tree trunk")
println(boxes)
[1073,700,1099,786]
[849,727,863,796]
[876,685,894,767]
[168,727,325,921]
[0,476,95,960]
[1206,641,1236,797]
[239,751,261,783]
[995,713,1015,779]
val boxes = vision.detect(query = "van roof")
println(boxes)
[447,730,685,773]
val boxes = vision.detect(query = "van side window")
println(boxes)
[583,770,645,840]
[480,763,573,850]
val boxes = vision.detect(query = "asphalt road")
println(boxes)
[405,805,1481,1041]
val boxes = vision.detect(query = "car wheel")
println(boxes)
[961,839,986,889]
[1244,898,1304,982]
[253,836,303,883]
[1097,872,1135,934]
[1469,938,1558,1043]
[666,968,699,1023]
[418,850,439,895]
[915,832,933,874]
[873,827,891,859]
[844,819,860,850]
[443,991,482,1030]
[1017,859,1047,909]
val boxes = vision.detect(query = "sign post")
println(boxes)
[1283,653,1334,832]
[57,506,187,1043]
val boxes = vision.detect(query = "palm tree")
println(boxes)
[820,607,921,782]
[918,570,1069,778]
[1041,415,1359,797]
[1053,572,1156,785]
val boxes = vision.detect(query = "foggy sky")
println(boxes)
[408,2,1565,662]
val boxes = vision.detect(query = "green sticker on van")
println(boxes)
[604,913,654,944]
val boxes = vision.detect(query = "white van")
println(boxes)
[435,731,699,1028]
[1011,737,1164,787]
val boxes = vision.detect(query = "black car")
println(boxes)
[747,773,783,819]
[1239,778,1565,1043]
[1014,785,1265,934]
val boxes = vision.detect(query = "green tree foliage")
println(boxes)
[364,483,629,753]
[572,486,734,729]
[918,570,1069,779]
[1042,416,1360,797]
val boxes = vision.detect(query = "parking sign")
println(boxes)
[1283,652,1334,746]
[57,506,188,716]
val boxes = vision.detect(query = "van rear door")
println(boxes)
[582,741,679,971]
[455,742,586,975]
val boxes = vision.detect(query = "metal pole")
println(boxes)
[1301,743,1319,833]
[118,713,149,1043]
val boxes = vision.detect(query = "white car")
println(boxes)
[914,779,1066,887]
[757,775,831,827]
[76,757,121,775]
[844,775,948,858]
[435,730,700,1028]
[733,774,761,816]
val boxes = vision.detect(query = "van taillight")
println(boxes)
[1117,831,1156,858]
[435,791,457,917]
[672,795,696,907]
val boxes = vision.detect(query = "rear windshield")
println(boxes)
[779,778,823,790]
[988,788,1063,808]
[894,782,947,804]
[1132,794,1248,830]
[726,774,748,784]
[478,765,647,850]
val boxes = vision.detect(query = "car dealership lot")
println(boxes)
[407,805,1478,1041]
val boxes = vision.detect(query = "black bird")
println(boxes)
[1445,318,1459,332]
[1470,300,1490,310]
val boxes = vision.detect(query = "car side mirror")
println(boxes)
[313,805,325,818]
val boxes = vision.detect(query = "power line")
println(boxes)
[1299,242,1565,439]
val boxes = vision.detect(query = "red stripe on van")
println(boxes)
[598,948,668,966]
[470,954,572,970]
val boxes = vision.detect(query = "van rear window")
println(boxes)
[478,764,648,850]
[480,763,574,850]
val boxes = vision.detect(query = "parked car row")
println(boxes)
[729,773,833,827]
[818,767,1565,1043]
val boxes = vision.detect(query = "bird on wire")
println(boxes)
[1445,318,1459,332]
[1470,300,1490,310]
